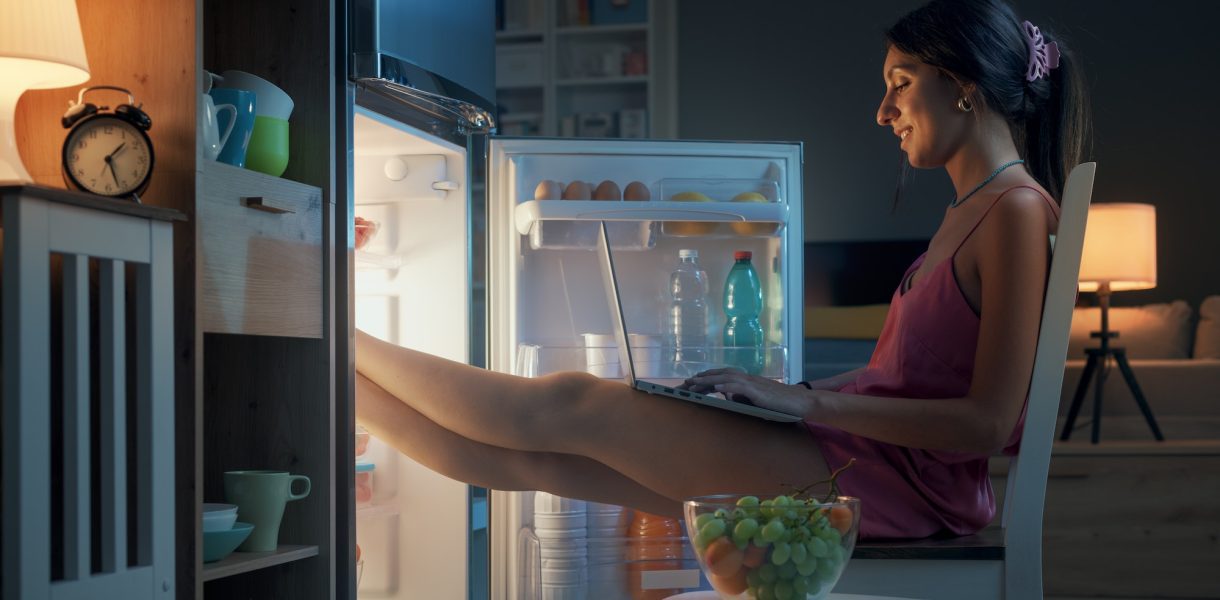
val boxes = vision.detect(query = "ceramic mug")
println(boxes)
[245,116,289,177]
[209,88,256,167]
[199,93,236,161]
[215,70,293,120]
[224,470,311,552]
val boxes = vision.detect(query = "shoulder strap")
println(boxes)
[952,185,1058,256]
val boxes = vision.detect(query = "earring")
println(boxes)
[957,97,973,112]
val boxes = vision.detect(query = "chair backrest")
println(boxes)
[1000,163,1096,592]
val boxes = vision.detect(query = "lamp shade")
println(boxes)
[0,0,91,89]
[1078,203,1157,292]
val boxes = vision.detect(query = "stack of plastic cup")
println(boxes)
[534,492,588,599]
[586,502,632,599]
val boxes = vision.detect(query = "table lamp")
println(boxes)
[0,0,91,183]
[1059,203,1165,443]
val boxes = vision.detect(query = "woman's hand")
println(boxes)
[679,368,815,418]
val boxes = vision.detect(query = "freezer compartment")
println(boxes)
[515,343,789,382]
[518,528,709,600]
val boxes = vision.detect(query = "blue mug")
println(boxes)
[209,88,257,167]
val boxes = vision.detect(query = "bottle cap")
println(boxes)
[679,249,698,259]
[734,250,752,261]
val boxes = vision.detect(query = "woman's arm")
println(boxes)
[692,190,1054,455]
[804,367,867,391]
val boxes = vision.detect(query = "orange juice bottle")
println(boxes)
[626,511,683,600]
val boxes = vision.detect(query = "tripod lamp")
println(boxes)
[1060,203,1165,443]
[0,0,91,183]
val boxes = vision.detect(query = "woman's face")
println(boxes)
[876,47,972,168]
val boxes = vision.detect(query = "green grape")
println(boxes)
[755,584,776,600]
[808,537,829,558]
[819,526,842,546]
[746,569,763,588]
[700,518,727,540]
[806,577,823,597]
[796,555,817,576]
[830,544,845,564]
[714,508,730,521]
[769,541,791,565]
[759,498,775,519]
[734,517,760,540]
[778,561,798,579]
[816,558,837,581]
[761,518,786,543]
[694,529,716,551]
[789,539,808,565]
[758,563,778,583]
[737,495,760,508]
[733,508,747,520]
[774,580,794,600]
[695,512,715,529]
[792,576,809,597]
[752,528,769,548]
[772,495,792,508]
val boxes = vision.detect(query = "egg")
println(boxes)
[593,180,622,201]
[623,181,650,201]
[534,180,563,201]
[562,180,591,200]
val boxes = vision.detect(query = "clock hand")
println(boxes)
[105,156,121,187]
[105,142,127,160]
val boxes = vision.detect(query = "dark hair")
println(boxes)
[886,0,1091,203]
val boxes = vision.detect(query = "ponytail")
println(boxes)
[1016,31,1092,201]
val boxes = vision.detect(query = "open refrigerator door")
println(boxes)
[486,138,804,600]
[352,106,477,599]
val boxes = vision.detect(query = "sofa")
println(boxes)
[803,297,1220,440]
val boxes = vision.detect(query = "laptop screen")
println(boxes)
[595,221,639,386]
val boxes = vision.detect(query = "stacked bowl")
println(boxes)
[534,492,588,599]
[586,501,632,598]
[201,503,253,562]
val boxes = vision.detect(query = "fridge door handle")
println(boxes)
[240,196,296,215]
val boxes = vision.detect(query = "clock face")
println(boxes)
[63,116,153,197]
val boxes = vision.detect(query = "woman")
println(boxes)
[356,0,1090,540]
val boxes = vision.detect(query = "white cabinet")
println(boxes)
[495,0,677,138]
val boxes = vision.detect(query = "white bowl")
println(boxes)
[202,503,239,532]
[535,513,587,530]
[216,70,294,120]
[587,512,627,529]
[584,525,622,538]
[540,545,588,560]
[534,526,586,540]
[534,492,586,515]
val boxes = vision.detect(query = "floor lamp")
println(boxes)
[1060,203,1165,443]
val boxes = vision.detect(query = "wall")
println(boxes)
[676,0,1220,309]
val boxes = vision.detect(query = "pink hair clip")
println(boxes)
[1022,20,1060,82]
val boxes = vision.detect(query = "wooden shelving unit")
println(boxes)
[494,0,677,138]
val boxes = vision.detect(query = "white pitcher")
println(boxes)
[199,92,236,161]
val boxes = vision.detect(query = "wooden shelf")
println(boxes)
[202,545,319,582]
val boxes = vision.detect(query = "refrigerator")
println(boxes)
[347,4,804,598]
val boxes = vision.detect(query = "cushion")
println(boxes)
[1194,296,1220,359]
[805,304,890,339]
[1067,300,1193,359]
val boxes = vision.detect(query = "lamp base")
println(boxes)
[0,86,34,184]
[1060,344,1165,444]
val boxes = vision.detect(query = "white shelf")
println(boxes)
[496,28,545,41]
[514,199,788,235]
[555,23,647,35]
[556,75,649,87]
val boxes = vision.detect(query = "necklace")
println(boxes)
[949,159,1025,208]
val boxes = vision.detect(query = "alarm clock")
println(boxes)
[61,85,154,201]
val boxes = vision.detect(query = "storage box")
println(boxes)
[590,0,647,25]
[618,108,648,138]
[496,43,544,88]
[577,112,617,137]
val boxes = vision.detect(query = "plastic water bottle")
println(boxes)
[723,250,765,374]
[668,249,709,368]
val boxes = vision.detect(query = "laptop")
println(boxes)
[594,221,803,423]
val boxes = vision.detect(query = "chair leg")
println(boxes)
[1060,353,1098,441]
[1113,350,1165,441]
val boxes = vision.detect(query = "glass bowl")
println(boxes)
[683,494,860,600]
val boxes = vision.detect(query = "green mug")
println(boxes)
[224,470,311,552]
[245,116,289,177]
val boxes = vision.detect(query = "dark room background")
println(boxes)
[676,0,1220,309]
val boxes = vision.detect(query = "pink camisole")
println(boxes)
[805,186,1059,540]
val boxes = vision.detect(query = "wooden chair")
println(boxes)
[2,187,180,600]
[832,162,1097,600]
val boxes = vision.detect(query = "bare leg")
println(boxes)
[357,332,831,503]
[357,373,682,516]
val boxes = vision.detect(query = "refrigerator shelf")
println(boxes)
[355,249,406,270]
[513,199,789,236]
